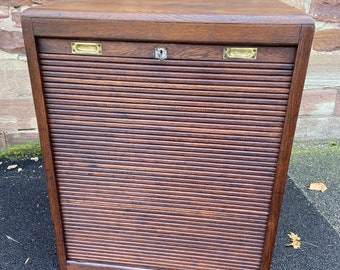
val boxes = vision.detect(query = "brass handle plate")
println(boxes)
[71,42,102,55]
[223,47,257,60]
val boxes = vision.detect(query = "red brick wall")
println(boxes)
[0,0,339,150]
[0,0,60,150]
[280,0,340,140]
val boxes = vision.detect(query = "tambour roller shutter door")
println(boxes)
[37,40,295,270]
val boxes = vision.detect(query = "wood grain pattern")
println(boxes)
[21,17,67,270]
[21,0,314,269]
[260,24,315,270]
[40,47,290,270]
[23,0,312,24]
[30,19,302,44]
[38,39,297,63]
[67,261,151,270]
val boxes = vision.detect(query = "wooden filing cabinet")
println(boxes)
[22,1,314,269]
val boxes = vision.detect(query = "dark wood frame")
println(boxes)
[22,1,314,269]
[260,25,314,269]
[22,17,68,269]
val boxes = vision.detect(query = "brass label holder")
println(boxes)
[71,42,102,55]
[223,47,257,60]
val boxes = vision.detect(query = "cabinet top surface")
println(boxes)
[23,0,313,24]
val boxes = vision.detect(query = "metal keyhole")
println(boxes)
[155,48,167,60]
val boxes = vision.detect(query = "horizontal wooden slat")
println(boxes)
[48,122,281,137]
[43,89,288,107]
[66,241,262,266]
[59,184,272,204]
[60,209,267,230]
[58,189,271,209]
[67,252,259,270]
[66,236,262,261]
[42,70,292,83]
[32,19,300,49]
[54,158,275,179]
[56,173,275,191]
[50,128,281,150]
[48,107,285,125]
[47,106,286,125]
[53,153,277,173]
[61,219,267,246]
[39,53,295,69]
[49,123,282,142]
[44,82,291,96]
[51,137,280,157]
[61,211,268,234]
[54,166,275,185]
[41,62,294,76]
[54,162,275,181]
[52,144,279,163]
[61,215,268,238]
[66,259,251,270]
[46,98,287,117]
[48,112,284,131]
[60,205,268,225]
[38,39,297,62]
[43,87,288,107]
[64,225,264,246]
[44,85,290,99]
[49,119,283,137]
[43,75,291,88]
[49,128,281,150]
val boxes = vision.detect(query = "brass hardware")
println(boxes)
[155,48,167,60]
[71,42,102,55]
[223,47,257,60]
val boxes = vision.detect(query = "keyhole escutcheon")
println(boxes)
[155,48,168,60]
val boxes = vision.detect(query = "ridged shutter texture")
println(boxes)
[39,47,294,270]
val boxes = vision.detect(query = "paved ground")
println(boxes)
[288,142,340,233]
[0,158,58,270]
[0,144,339,269]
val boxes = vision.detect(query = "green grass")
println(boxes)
[0,143,42,159]
[291,141,339,155]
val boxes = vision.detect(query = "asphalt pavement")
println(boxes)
[0,156,339,270]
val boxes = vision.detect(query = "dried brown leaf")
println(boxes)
[7,164,18,170]
[309,182,327,192]
[287,232,301,249]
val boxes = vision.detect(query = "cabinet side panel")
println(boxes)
[21,17,67,270]
[261,24,314,270]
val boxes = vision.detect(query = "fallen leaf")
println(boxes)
[7,164,18,170]
[25,258,30,265]
[6,235,20,244]
[31,157,39,162]
[18,168,23,172]
[309,182,327,192]
[286,232,301,249]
